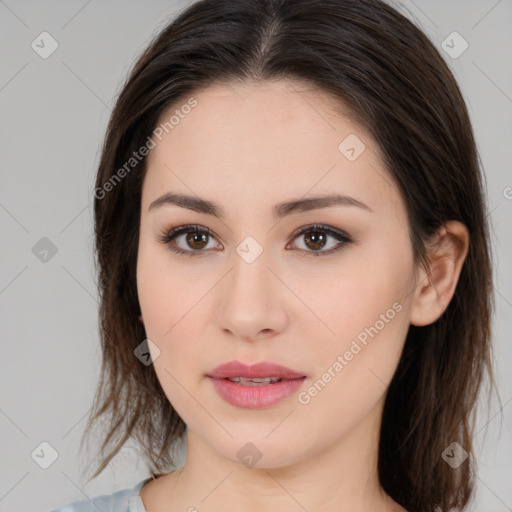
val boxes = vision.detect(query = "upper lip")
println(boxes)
[207,360,306,380]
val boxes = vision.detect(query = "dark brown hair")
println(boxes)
[82,1,495,510]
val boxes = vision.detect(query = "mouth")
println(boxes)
[223,376,284,386]
[206,360,307,408]
[207,360,306,381]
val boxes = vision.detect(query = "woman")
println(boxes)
[50,0,494,510]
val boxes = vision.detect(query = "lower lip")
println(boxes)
[208,377,306,409]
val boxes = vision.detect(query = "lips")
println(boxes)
[207,360,306,380]
[207,361,307,409]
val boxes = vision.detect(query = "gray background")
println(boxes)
[0,1,511,511]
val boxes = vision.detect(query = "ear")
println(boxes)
[409,221,469,327]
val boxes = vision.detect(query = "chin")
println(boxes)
[208,433,310,470]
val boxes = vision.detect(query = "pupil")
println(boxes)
[187,232,208,249]
[305,231,325,250]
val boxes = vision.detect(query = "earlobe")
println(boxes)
[409,221,469,327]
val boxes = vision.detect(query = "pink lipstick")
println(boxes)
[207,361,306,409]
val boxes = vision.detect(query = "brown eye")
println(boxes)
[289,224,353,257]
[159,223,352,258]
[303,231,328,251]
[159,224,220,257]
[185,231,209,250]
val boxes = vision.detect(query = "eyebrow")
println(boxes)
[148,192,372,219]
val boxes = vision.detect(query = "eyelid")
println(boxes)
[158,223,353,257]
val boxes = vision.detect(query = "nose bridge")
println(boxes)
[216,240,287,338]
[227,243,274,309]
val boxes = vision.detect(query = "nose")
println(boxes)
[215,249,289,342]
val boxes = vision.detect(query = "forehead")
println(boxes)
[153,79,367,149]
[142,79,404,222]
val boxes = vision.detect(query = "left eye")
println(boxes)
[287,224,353,256]
[158,223,353,258]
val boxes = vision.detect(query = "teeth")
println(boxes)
[227,376,281,385]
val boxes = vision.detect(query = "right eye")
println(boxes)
[158,224,222,257]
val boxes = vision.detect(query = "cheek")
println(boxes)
[292,289,410,438]
[295,241,413,410]
[136,245,204,411]
[136,238,219,373]
[136,248,170,336]
[295,245,412,339]
[303,234,410,339]
[136,237,197,337]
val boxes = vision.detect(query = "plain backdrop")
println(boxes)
[0,1,511,511]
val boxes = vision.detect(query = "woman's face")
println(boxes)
[137,79,418,468]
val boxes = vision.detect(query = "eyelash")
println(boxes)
[157,223,353,258]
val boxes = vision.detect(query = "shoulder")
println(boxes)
[47,478,151,512]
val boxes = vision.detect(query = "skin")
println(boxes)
[136,79,469,512]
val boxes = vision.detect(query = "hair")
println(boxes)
[81,0,495,510]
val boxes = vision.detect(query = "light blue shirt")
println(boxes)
[47,478,152,512]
